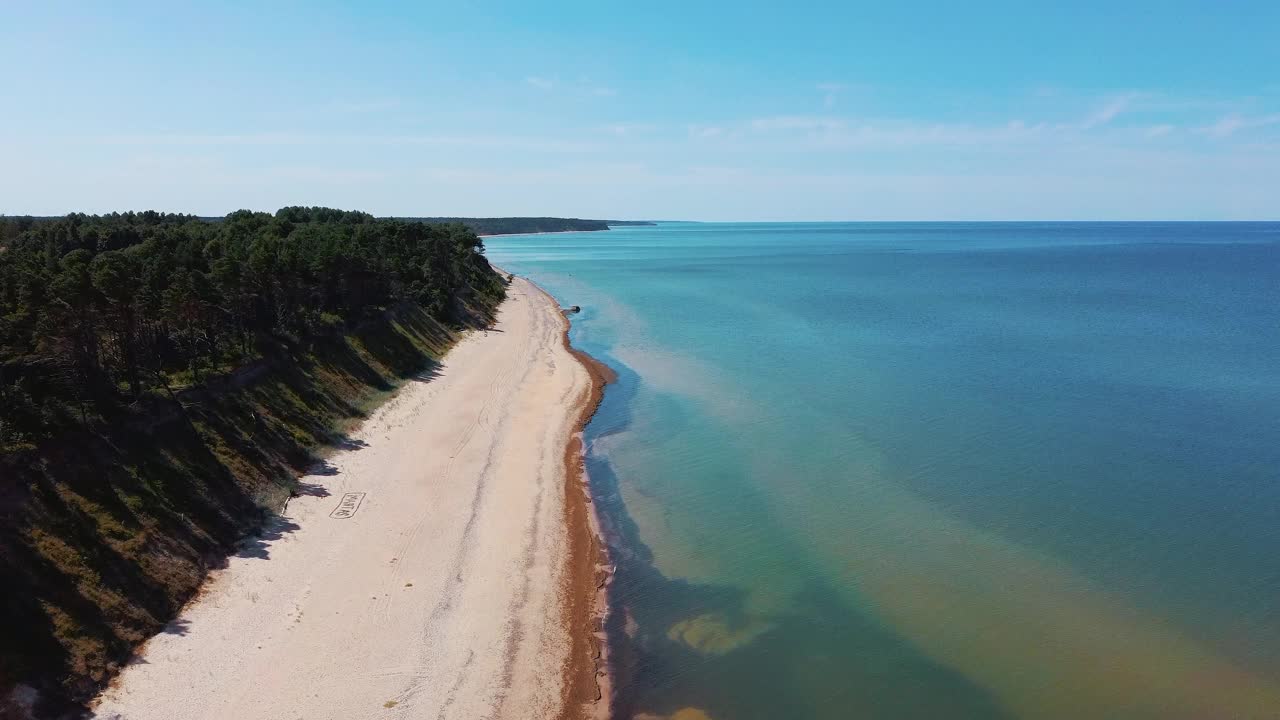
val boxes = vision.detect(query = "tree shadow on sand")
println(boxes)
[330,435,369,452]
[292,481,332,497]
[303,460,341,478]
[233,515,301,561]
[160,618,192,636]
[409,363,446,383]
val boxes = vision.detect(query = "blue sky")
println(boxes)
[3,0,1279,219]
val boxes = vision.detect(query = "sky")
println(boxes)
[3,0,1280,220]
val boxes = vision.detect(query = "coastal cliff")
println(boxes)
[0,210,505,718]
[89,277,596,720]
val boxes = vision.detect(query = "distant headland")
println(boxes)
[395,217,657,235]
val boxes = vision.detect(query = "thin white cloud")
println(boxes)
[602,123,655,137]
[740,90,1266,150]
[1080,94,1136,129]
[1199,113,1280,138]
[592,87,618,97]
[739,116,1067,149]
[688,125,725,139]
[525,76,556,90]
[94,132,602,153]
[99,132,312,146]
[1204,114,1245,137]
[751,115,846,132]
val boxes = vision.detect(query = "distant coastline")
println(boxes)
[400,217,656,236]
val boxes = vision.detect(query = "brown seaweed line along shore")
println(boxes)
[534,280,618,720]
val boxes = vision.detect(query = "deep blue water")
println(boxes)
[486,223,1280,720]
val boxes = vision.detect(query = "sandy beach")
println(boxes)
[93,277,607,720]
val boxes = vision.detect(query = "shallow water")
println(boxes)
[486,223,1280,720]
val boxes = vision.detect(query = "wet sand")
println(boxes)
[548,286,618,720]
[93,276,609,720]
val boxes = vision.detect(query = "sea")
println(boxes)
[485,222,1280,720]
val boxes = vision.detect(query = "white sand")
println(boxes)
[93,278,591,720]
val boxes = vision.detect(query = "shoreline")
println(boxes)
[557,312,618,720]
[509,275,618,720]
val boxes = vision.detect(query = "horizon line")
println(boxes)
[5,212,1280,224]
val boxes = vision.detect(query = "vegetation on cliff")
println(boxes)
[0,207,503,449]
[0,208,505,717]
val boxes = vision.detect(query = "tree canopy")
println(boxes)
[0,208,504,449]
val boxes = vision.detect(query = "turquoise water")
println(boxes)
[486,223,1280,720]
